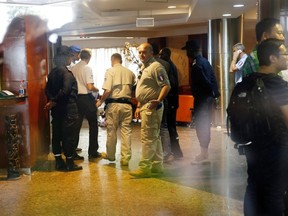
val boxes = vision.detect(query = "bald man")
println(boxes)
[129,43,171,178]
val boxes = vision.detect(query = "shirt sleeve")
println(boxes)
[153,63,170,88]
[84,66,94,84]
[102,69,113,91]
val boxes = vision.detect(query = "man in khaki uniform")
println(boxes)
[129,43,171,178]
[96,53,136,166]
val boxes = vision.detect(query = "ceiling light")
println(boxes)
[168,6,176,9]
[233,4,244,8]
[222,13,231,17]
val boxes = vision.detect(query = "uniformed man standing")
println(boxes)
[96,53,136,166]
[129,43,171,178]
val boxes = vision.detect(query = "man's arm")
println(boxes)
[96,89,111,107]
[148,84,171,109]
[87,83,99,92]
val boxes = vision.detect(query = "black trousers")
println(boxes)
[167,106,183,157]
[51,103,80,158]
[193,96,213,148]
[244,144,288,216]
[76,94,99,155]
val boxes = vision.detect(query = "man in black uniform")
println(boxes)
[45,45,82,172]
[182,40,220,164]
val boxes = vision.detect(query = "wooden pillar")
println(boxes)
[0,15,50,173]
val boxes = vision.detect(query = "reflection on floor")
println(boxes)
[0,121,247,216]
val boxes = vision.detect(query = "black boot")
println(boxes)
[66,157,82,172]
[7,168,21,180]
[55,156,66,171]
[171,139,183,158]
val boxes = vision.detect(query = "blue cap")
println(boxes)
[69,45,81,53]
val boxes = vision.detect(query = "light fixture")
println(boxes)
[136,18,154,27]
[168,6,176,9]
[222,13,231,17]
[233,4,244,8]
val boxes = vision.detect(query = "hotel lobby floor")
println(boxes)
[0,122,247,216]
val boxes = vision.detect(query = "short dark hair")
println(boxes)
[54,45,70,67]
[80,50,91,60]
[257,38,284,66]
[255,18,281,42]
[111,53,122,64]
[160,47,171,57]
[159,47,171,61]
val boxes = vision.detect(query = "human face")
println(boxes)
[277,44,288,71]
[70,52,80,63]
[137,43,153,63]
[267,24,285,41]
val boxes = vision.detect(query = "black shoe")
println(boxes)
[66,164,83,172]
[66,158,83,172]
[88,152,102,159]
[76,148,82,152]
[7,169,21,180]
[73,153,84,160]
[55,156,66,171]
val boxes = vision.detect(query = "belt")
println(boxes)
[105,97,132,105]
[78,94,89,97]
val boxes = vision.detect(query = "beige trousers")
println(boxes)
[105,103,132,163]
[138,103,164,171]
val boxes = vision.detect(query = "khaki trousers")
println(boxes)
[138,104,164,171]
[105,103,132,162]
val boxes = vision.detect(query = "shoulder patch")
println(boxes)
[158,74,165,81]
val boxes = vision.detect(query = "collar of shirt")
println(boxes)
[142,57,155,69]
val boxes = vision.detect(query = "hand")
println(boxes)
[44,101,55,110]
[232,50,241,61]
[96,99,102,108]
[134,108,141,119]
[147,100,160,110]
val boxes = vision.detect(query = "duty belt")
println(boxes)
[105,97,132,105]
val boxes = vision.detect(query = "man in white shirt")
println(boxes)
[229,43,248,84]
[72,49,101,160]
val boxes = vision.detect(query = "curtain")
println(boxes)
[89,47,139,94]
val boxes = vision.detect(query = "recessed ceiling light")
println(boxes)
[223,13,231,17]
[168,6,176,9]
[233,4,244,8]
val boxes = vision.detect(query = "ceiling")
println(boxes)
[60,0,258,38]
[1,0,258,39]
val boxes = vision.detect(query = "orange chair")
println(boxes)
[176,95,194,123]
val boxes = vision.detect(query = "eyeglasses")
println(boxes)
[279,52,288,56]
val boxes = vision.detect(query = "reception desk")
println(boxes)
[176,95,194,123]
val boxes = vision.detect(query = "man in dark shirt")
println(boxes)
[45,45,82,172]
[159,47,183,159]
[182,40,220,164]
[243,38,288,216]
